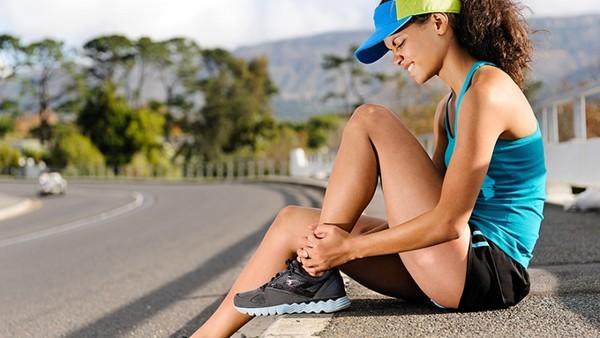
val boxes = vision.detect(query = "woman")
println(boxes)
[191,0,546,336]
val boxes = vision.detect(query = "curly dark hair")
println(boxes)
[382,0,534,89]
[450,0,533,89]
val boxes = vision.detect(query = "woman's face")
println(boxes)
[383,16,446,84]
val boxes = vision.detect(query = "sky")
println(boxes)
[0,0,598,50]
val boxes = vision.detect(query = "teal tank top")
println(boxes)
[444,61,547,268]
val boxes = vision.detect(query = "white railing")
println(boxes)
[534,82,600,187]
[289,148,335,179]
[9,159,290,181]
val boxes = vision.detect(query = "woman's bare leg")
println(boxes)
[191,206,388,337]
[193,104,468,336]
[323,104,470,308]
[319,103,442,229]
[192,101,430,336]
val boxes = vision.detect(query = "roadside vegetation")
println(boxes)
[1,33,595,179]
[0,34,352,178]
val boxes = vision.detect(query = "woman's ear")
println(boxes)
[431,13,450,35]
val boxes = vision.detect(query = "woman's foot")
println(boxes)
[233,259,350,316]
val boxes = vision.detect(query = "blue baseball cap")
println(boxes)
[355,0,462,64]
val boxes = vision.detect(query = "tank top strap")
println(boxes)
[454,61,496,137]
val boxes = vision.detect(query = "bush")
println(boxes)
[0,116,15,138]
[46,124,105,172]
[305,114,345,150]
[0,143,21,174]
[127,150,178,178]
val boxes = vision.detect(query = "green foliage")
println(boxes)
[77,82,138,168]
[0,143,21,172]
[77,83,169,170]
[157,37,202,117]
[83,35,136,85]
[261,123,303,161]
[126,107,166,162]
[0,32,312,174]
[132,37,170,107]
[21,38,83,143]
[0,100,21,117]
[20,144,45,163]
[189,51,279,162]
[46,123,104,169]
[0,115,15,138]
[305,114,345,149]
[127,150,176,178]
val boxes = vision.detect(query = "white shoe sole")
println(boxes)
[234,296,351,316]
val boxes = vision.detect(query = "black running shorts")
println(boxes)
[457,225,531,312]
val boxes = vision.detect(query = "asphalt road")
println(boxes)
[0,180,323,338]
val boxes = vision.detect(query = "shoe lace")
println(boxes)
[259,259,296,291]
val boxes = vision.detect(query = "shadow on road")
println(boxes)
[63,184,322,338]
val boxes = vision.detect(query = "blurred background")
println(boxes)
[0,0,598,182]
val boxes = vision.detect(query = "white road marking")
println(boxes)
[0,191,148,249]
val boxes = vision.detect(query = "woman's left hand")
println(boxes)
[297,223,352,276]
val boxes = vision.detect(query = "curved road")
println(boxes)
[0,180,323,338]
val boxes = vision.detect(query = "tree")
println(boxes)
[0,35,27,116]
[21,38,81,144]
[304,114,345,150]
[77,82,168,172]
[224,56,278,153]
[0,143,21,174]
[0,35,26,83]
[126,107,172,177]
[322,45,393,113]
[82,35,136,91]
[77,82,138,170]
[154,37,202,118]
[46,123,105,171]
[192,51,278,161]
[131,37,169,107]
[0,115,15,138]
[126,107,166,163]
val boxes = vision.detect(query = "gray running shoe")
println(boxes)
[233,259,350,316]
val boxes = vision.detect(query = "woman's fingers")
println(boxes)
[297,248,309,258]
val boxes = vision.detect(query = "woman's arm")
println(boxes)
[348,69,529,260]
[304,69,525,271]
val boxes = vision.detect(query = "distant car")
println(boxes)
[38,172,67,196]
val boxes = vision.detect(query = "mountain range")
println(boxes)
[234,14,600,121]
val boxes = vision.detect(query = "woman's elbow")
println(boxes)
[438,216,469,243]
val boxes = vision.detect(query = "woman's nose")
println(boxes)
[393,52,403,66]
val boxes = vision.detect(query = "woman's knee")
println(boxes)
[346,104,406,134]
[270,205,318,236]
[351,103,396,124]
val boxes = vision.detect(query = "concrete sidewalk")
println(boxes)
[263,183,600,337]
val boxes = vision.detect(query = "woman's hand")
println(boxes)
[297,223,352,276]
